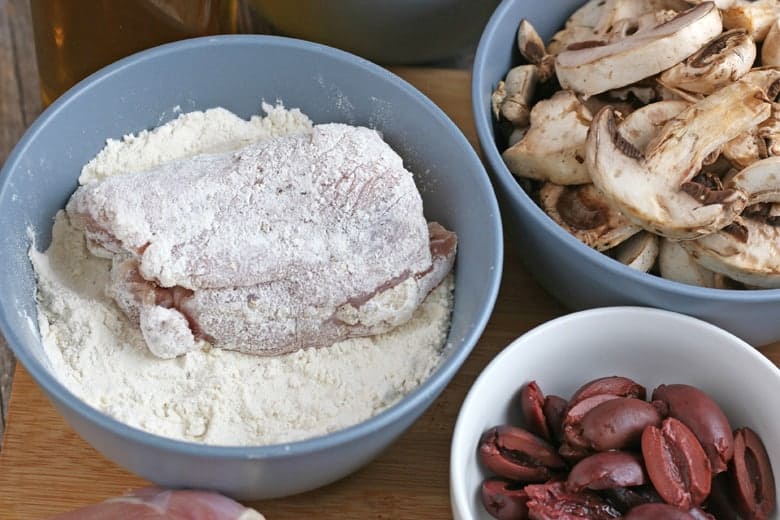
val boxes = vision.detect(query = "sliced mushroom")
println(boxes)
[491,81,506,120]
[722,131,767,169]
[548,26,603,56]
[741,67,780,94]
[659,29,756,94]
[539,182,641,250]
[680,156,780,287]
[684,0,736,8]
[567,0,610,30]
[683,212,780,287]
[659,237,722,286]
[758,102,780,156]
[613,231,660,272]
[656,82,706,103]
[548,0,688,55]
[722,0,780,42]
[498,65,539,126]
[594,0,691,36]
[605,9,681,43]
[555,3,723,96]
[586,79,770,239]
[518,20,556,82]
[728,155,780,205]
[762,19,780,68]
[502,90,592,185]
[618,99,690,151]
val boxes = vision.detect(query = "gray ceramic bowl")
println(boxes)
[251,0,500,64]
[473,0,780,346]
[0,35,502,500]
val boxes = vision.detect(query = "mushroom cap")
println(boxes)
[555,3,723,96]
[613,231,660,272]
[659,29,756,95]
[659,237,721,287]
[728,155,780,205]
[683,214,780,288]
[502,90,592,185]
[586,79,769,239]
[539,182,641,251]
[619,100,690,151]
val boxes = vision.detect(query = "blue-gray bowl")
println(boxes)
[473,0,780,346]
[0,35,502,500]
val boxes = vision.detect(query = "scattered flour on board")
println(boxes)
[31,103,454,446]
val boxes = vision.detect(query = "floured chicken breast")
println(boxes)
[66,124,457,358]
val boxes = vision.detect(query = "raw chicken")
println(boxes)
[66,124,457,358]
[52,488,264,519]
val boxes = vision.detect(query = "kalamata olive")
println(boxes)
[624,503,697,519]
[562,394,620,453]
[687,507,716,520]
[479,425,566,482]
[599,486,662,514]
[731,427,776,520]
[706,473,742,520]
[652,384,734,474]
[567,451,647,492]
[568,376,646,407]
[525,481,621,519]
[482,478,529,520]
[543,395,567,444]
[642,417,712,509]
[580,397,662,451]
[521,381,551,441]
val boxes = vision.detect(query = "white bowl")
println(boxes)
[450,307,780,519]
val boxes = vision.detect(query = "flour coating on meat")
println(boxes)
[66,124,456,357]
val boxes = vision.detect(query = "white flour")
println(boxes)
[31,104,453,446]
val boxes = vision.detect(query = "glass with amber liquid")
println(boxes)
[31,0,237,106]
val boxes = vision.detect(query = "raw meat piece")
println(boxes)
[52,487,264,519]
[66,124,457,357]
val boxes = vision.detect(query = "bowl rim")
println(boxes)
[448,305,780,518]
[472,0,780,300]
[0,34,504,458]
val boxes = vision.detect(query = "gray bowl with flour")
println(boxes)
[0,36,502,500]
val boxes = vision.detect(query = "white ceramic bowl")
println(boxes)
[450,307,780,519]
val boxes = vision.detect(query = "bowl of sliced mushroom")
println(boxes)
[473,0,780,345]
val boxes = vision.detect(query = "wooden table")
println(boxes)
[1,1,779,518]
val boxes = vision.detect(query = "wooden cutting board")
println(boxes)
[0,68,778,519]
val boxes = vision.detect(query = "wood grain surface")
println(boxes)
[0,0,41,443]
[0,66,778,519]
